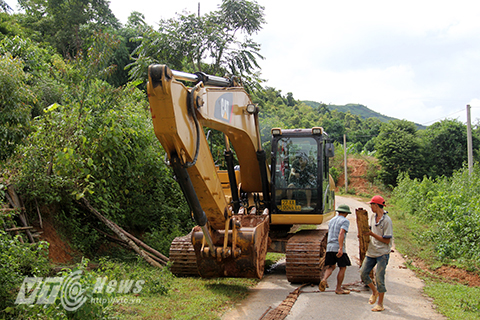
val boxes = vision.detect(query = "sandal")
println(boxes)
[371,304,385,312]
[318,280,327,292]
[335,289,350,294]
[369,292,379,304]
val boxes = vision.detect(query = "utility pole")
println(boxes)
[344,134,348,193]
[467,104,473,175]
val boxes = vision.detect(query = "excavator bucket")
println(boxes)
[191,214,269,279]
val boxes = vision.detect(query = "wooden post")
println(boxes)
[356,208,369,264]
[467,104,473,175]
[343,134,348,193]
[356,208,375,283]
[6,185,35,243]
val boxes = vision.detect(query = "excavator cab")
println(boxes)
[270,128,336,225]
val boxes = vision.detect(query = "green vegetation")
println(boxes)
[112,276,257,320]
[375,120,425,187]
[390,166,480,319]
[1,0,480,319]
[265,252,286,270]
[0,230,50,317]
[423,282,480,320]
[3,35,191,257]
[304,101,398,123]
[393,168,480,267]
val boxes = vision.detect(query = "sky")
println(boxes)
[11,0,480,125]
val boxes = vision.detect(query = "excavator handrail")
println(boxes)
[171,69,233,87]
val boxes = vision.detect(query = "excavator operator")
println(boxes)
[287,152,316,209]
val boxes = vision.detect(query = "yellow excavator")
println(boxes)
[147,65,336,282]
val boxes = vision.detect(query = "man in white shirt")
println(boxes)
[360,195,393,312]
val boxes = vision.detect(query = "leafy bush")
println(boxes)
[0,230,50,318]
[375,120,424,187]
[8,255,174,319]
[393,166,480,265]
[143,223,189,258]
[10,78,191,256]
[365,160,380,184]
[10,258,117,320]
[0,53,35,161]
[329,166,340,185]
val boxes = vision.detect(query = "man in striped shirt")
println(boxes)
[319,204,352,295]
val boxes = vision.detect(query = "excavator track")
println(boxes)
[169,232,199,276]
[285,229,328,283]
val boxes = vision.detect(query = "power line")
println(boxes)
[421,106,480,126]
[421,108,465,126]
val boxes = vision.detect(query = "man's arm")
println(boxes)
[337,228,346,257]
[365,231,391,244]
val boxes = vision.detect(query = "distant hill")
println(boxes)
[302,101,426,129]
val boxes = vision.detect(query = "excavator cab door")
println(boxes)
[270,129,335,224]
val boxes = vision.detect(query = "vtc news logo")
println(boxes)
[15,270,144,311]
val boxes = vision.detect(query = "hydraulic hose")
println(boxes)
[183,82,203,168]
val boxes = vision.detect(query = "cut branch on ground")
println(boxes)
[79,197,168,267]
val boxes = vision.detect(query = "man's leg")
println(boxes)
[372,254,390,312]
[360,257,379,304]
[319,265,335,291]
[335,267,346,293]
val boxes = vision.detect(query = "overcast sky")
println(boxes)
[12,0,480,125]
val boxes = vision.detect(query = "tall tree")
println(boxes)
[129,0,265,89]
[0,0,12,12]
[375,120,424,187]
[17,0,119,57]
[422,119,478,178]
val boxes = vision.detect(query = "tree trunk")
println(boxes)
[80,198,163,268]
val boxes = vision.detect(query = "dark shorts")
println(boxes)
[325,251,352,268]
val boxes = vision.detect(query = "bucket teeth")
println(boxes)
[169,215,270,279]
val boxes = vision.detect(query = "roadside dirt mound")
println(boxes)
[38,217,76,264]
[436,265,480,286]
[335,157,381,195]
[413,259,480,287]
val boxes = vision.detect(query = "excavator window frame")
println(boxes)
[270,132,330,215]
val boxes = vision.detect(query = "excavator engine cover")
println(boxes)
[192,215,269,279]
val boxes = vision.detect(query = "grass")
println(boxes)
[423,281,480,320]
[109,253,287,319]
[265,252,285,270]
[389,207,440,267]
[389,203,480,319]
[111,276,258,320]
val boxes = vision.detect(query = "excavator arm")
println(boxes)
[147,65,270,278]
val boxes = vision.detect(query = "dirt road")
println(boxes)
[222,195,446,320]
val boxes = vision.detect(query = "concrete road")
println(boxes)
[222,195,446,320]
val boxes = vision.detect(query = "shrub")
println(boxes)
[329,166,340,185]
[393,166,480,265]
[0,54,35,161]
[0,230,50,318]
[10,80,191,256]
